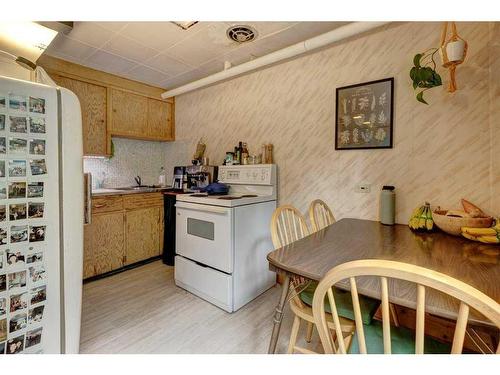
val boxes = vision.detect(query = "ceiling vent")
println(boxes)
[226,25,257,43]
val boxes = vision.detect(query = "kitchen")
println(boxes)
[0,0,499,370]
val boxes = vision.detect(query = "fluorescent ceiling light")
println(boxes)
[0,21,58,68]
[171,21,198,30]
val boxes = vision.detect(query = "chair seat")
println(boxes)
[349,320,451,354]
[299,281,380,325]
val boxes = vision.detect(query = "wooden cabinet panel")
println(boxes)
[123,192,163,210]
[159,207,164,257]
[92,195,124,214]
[125,207,161,265]
[83,224,96,279]
[84,212,125,278]
[147,98,173,140]
[53,76,108,156]
[110,89,148,136]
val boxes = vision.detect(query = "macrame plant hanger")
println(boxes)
[440,22,468,93]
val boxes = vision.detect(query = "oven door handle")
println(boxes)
[175,204,228,215]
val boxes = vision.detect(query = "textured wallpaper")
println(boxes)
[166,22,500,224]
[84,137,168,188]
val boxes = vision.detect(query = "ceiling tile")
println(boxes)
[124,65,171,86]
[119,22,204,52]
[100,34,159,63]
[160,69,204,89]
[45,34,98,60]
[65,22,116,48]
[85,50,137,75]
[143,52,193,76]
[164,39,220,67]
[93,22,129,32]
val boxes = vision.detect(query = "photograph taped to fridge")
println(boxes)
[9,138,27,154]
[29,117,45,134]
[6,334,24,354]
[27,182,43,198]
[9,95,27,112]
[29,159,47,176]
[8,182,26,199]
[29,226,46,242]
[8,160,27,178]
[29,97,45,114]
[28,305,44,324]
[30,285,46,305]
[9,116,27,133]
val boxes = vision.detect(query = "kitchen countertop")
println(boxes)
[92,187,170,197]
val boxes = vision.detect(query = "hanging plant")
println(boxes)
[439,22,468,93]
[409,48,443,104]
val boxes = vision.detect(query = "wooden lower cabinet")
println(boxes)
[83,193,164,280]
[124,207,162,265]
[83,211,125,278]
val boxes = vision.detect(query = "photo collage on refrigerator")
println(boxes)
[0,92,48,354]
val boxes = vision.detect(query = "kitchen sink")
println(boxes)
[114,186,157,192]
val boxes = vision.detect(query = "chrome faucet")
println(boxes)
[134,176,142,186]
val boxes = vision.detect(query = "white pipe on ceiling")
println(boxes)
[161,21,389,99]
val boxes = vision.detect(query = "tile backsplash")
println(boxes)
[84,137,169,188]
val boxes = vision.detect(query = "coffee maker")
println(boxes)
[172,166,186,190]
[172,165,218,191]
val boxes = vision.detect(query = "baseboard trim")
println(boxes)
[83,256,162,283]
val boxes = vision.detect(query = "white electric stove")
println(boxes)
[174,164,277,312]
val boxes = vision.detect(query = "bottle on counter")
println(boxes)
[234,146,240,165]
[158,167,166,187]
[242,142,249,165]
[380,185,396,225]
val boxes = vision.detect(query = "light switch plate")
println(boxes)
[356,183,371,193]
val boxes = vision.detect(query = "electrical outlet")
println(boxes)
[356,183,371,193]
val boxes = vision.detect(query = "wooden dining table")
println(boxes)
[266,218,500,353]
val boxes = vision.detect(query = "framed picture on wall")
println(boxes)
[335,77,394,150]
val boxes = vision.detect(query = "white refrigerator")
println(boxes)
[0,74,84,354]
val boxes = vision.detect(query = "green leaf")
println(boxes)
[416,91,428,105]
[413,53,423,68]
[410,67,416,81]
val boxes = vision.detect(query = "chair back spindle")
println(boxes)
[309,199,336,232]
[271,205,310,248]
[312,260,500,354]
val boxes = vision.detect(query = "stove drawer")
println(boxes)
[175,201,233,273]
[174,255,233,312]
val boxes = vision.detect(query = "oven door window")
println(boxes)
[187,217,215,241]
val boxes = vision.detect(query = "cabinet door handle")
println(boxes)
[94,203,107,208]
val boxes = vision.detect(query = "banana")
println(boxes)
[408,203,434,232]
[461,227,498,236]
[418,206,427,229]
[476,235,500,244]
[425,207,434,231]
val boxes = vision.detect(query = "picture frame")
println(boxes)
[335,77,394,150]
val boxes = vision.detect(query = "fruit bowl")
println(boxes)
[432,210,493,236]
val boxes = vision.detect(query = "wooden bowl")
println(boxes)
[432,210,493,236]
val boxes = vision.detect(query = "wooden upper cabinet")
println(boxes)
[53,76,108,156]
[110,88,148,137]
[147,98,174,140]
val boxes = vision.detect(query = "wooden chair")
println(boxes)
[308,199,336,232]
[312,259,500,354]
[308,199,400,327]
[270,205,355,353]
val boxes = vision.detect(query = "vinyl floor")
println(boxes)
[80,260,323,353]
